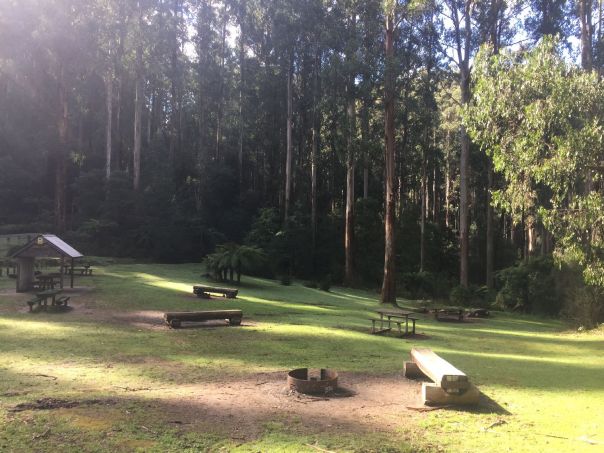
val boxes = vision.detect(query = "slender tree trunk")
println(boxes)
[445,131,451,228]
[580,0,594,72]
[215,7,227,160]
[133,45,143,191]
[486,163,494,289]
[420,152,426,273]
[432,166,437,222]
[381,12,397,304]
[362,100,369,199]
[311,50,320,255]
[169,0,182,168]
[284,54,293,221]
[486,2,500,289]
[105,69,113,180]
[238,0,246,188]
[459,72,470,287]
[55,64,68,233]
[344,88,356,286]
[344,13,357,286]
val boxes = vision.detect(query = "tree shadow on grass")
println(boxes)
[1,313,603,394]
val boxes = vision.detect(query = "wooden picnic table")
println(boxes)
[64,266,93,276]
[432,307,465,321]
[35,289,62,307]
[373,308,417,336]
[35,273,63,290]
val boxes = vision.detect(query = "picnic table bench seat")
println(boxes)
[27,297,44,312]
[164,309,243,328]
[193,285,238,299]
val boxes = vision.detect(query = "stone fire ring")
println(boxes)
[287,368,338,395]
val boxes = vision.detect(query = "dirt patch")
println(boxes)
[9,398,116,412]
[132,370,426,442]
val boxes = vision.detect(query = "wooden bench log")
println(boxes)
[193,285,238,299]
[410,348,469,392]
[164,310,243,328]
[403,361,426,379]
[422,382,480,406]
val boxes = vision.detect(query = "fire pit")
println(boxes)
[287,368,338,395]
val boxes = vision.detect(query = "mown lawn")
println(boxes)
[0,263,603,452]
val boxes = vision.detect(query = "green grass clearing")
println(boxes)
[0,262,603,452]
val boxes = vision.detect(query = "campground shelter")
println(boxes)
[11,234,84,292]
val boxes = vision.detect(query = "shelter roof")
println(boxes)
[10,234,84,259]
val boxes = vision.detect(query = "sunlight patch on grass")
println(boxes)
[0,318,77,335]
[239,295,335,313]
[435,347,604,367]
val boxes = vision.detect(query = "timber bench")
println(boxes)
[193,285,238,299]
[403,347,479,406]
[164,309,243,328]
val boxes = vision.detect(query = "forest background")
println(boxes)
[1,0,603,325]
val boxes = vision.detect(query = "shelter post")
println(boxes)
[70,257,74,288]
[60,256,64,289]
[16,257,35,292]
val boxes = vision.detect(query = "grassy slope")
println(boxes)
[0,263,603,452]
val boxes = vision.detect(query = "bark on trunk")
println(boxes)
[133,46,143,191]
[344,93,356,286]
[459,73,470,287]
[215,7,227,160]
[420,153,426,273]
[55,64,68,233]
[238,1,246,187]
[580,0,594,72]
[284,55,293,222]
[381,12,397,304]
[486,162,494,289]
[105,70,113,180]
[361,100,369,199]
[445,135,450,228]
[311,50,320,254]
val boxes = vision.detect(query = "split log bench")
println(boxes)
[403,347,479,406]
[164,309,243,328]
[193,285,238,299]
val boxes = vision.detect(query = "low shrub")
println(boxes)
[399,271,453,300]
[304,280,318,289]
[495,257,561,315]
[562,286,604,329]
[280,274,291,286]
[449,285,490,307]
[319,275,331,292]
